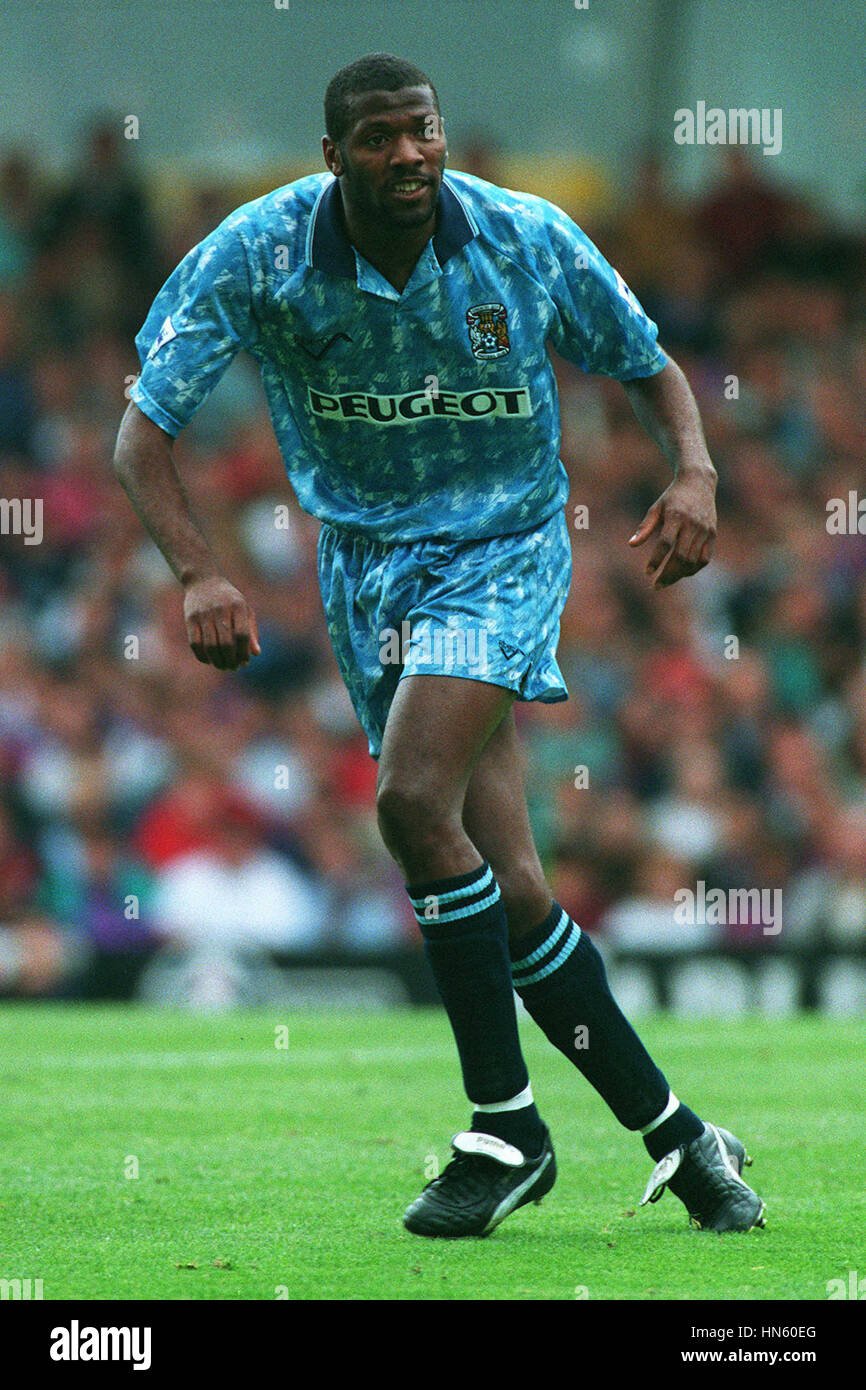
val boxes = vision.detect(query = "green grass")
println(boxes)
[0,1006,863,1300]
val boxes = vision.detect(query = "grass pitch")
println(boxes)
[1,1005,862,1301]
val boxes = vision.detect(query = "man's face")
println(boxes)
[324,85,447,229]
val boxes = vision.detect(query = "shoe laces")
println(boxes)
[427,1150,506,1202]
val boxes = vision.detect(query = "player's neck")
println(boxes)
[341,204,436,294]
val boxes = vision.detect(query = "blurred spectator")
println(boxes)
[38,818,160,998]
[0,917,69,997]
[601,851,719,954]
[148,798,325,951]
[787,803,866,947]
[0,149,43,285]
[0,801,40,920]
[36,115,163,341]
[0,290,37,454]
[694,148,802,281]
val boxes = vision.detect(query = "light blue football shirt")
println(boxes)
[130,170,667,543]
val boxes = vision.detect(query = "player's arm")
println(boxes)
[622,358,718,589]
[113,216,261,669]
[113,403,259,670]
[542,206,717,588]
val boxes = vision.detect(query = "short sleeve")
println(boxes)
[129,218,259,436]
[542,206,667,381]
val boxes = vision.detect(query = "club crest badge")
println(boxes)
[466,302,510,360]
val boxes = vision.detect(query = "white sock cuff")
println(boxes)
[640,1090,679,1136]
[473,1082,534,1113]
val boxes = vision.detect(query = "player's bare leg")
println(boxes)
[460,709,554,940]
[377,674,557,1237]
[461,708,766,1233]
[376,673,512,883]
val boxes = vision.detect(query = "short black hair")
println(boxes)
[324,52,439,145]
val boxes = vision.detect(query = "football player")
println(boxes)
[114,52,765,1238]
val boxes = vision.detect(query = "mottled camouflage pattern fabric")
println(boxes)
[131,170,666,545]
[317,509,572,757]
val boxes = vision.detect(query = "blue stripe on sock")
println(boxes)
[407,863,493,911]
[511,909,569,973]
[422,884,501,924]
[512,918,581,987]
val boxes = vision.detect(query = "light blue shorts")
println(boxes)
[317,509,571,758]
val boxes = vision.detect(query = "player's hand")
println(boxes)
[628,467,717,589]
[182,576,261,670]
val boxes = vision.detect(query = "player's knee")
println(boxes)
[376,775,454,855]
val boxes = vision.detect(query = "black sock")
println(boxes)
[470,1102,545,1158]
[469,1095,544,1150]
[408,861,543,1150]
[511,902,701,1141]
[642,1103,705,1161]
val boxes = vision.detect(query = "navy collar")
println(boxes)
[308,174,477,277]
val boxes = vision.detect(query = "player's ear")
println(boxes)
[322,136,342,176]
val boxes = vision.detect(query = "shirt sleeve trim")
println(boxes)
[128,381,185,437]
[614,347,669,381]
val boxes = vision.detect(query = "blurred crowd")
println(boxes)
[1,120,865,1002]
